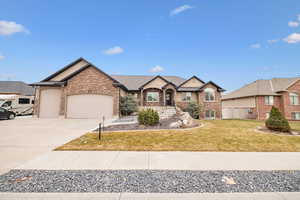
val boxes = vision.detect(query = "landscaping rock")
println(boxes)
[169,121,182,128]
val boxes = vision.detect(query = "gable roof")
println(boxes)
[0,81,35,96]
[222,77,300,100]
[42,57,87,82]
[111,75,186,90]
[33,58,120,86]
[32,58,225,92]
[177,76,205,88]
[199,81,226,92]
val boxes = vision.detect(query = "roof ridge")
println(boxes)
[269,79,274,92]
[111,74,185,78]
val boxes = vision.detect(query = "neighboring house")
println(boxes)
[222,78,300,120]
[31,58,225,119]
[0,81,34,96]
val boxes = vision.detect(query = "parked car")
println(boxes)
[0,107,16,120]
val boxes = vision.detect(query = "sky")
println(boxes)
[1,0,300,92]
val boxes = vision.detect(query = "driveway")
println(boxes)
[0,117,98,174]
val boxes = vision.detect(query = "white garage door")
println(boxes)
[222,108,249,119]
[67,94,113,119]
[39,89,62,118]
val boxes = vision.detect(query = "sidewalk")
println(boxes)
[17,151,300,170]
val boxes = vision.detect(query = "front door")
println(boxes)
[165,92,172,106]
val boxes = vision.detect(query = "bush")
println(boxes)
[138,109,159,126]
[265,106,291,132]
[183,102,201,119]
[120,95,138,116]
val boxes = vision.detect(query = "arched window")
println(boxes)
[204,88,215,102]
[290,93,299,105]
[205,110,216,119]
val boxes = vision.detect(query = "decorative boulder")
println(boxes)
[169,121,182,128]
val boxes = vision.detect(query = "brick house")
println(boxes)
[222,78,300,120]
[31,58,225,119]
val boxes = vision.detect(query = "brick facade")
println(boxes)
[255,96,282,120]
[281,80,300,120]
[198,84,222,119]
[34,66,120,117]
[64,67,119,116]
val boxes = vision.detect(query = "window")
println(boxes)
[182,92,192,102]
[31,100,35,104]
[2,101,12,107]
[292,112,300,120]
[266,112,270,119]
[290,93,299,105]
[205,110,216,119]
[18,98,30,104]
[146,92,159,102]
[204,88,215,102]
[264,96,274,105]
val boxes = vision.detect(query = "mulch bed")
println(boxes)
[256,126,300,136]
[99,115,199,132]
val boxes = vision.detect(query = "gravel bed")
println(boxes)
[0,170,300,193]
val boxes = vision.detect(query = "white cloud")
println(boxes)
[288,21,299,27]
[283,33,300,43]
[170,5,193,16]
[0,20,29,36]
[250,43,261,48]
[102,46,124,55]
[0,54,4,60]
[150,65,164,73]
[267,39,278,44]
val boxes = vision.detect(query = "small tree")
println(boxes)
[120,95,138,116]
[265,106,291,132]
[184,102,201,119]
[138,109,159,126]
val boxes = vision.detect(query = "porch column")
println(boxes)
[163,89,166,106]
[140,89,143,106]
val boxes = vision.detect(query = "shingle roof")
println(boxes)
[222,77,300,100]
[0,81,35,96]
[111,75,186,90]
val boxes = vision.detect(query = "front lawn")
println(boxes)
[56,120,300,152]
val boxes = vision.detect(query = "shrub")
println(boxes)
[265,106,291,132]
[120,95,138,116]
[138,108,159,126]
[183,102,201,119]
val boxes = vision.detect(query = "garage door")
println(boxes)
[222,108,249,119]
[39,89,62,118]
[67,94,113,119]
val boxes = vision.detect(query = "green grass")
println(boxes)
[56,120,300,152]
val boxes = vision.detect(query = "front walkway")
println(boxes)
[17,151,300,170]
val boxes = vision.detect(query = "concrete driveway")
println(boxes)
[0,117,98,174]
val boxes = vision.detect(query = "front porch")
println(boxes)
[139,88,176,107]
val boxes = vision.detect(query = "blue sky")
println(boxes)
[1,0,300,92]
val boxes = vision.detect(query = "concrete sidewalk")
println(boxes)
[17,151,300,170]
[1,192,300,200]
